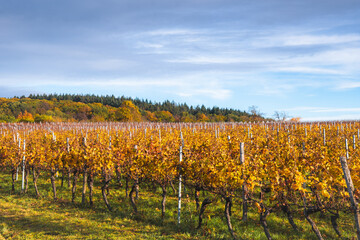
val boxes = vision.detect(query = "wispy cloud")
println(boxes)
[283,34,360,46]
[273,67,343,75]
[135,27,360,77]
[335,81,360,90]
[167,56,244,64]
[281,107,360,121]
[145,29,202,36]
[282,107,325,112]
[254,34,360,47]
[304,48,360,65]
[302,114,360,121]
[136,42,164,49]
[283,107,360,113]
[0,72,233,101]
[311,108,360,113]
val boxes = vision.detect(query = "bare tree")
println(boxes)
[248,106,264,117]
[273,111,288,121]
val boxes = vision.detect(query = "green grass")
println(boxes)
[0,172,357,239]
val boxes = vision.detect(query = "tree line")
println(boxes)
[0,93,268,123]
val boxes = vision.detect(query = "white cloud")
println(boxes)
[146,29,202,36]
[136,42,164,49]
[301,114,360,121]
[282,106,360,113]
[125,28,359,99]
[282,106,325,111]
[273,67,343,75]
[310,108,360,113]
[310,48,360,65]
[284,34,360,46]
[252,34,360,48]
[0,71,233,100]
[281,107,360,121]
[167,56,244,64]
[335,81,360,90]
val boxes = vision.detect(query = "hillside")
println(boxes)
[0,94,266,123]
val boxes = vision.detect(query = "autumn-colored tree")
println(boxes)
[34,114,54,123]
[35,100,53,114]
[196,113,210,122]
[89,102,109,120]
[213,114,226,122]
[155,111,175,122]
[180,112,195,122]
[17,110,34,122]
[115,100,142,122]
[144,111,158,122]
[116,107,132,121]
[90,115,106,122]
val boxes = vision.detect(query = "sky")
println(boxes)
[0,0,360,121]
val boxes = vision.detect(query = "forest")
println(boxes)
[0,94,267,123]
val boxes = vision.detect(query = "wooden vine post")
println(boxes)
[354,135,356,150]
[16,137,20,181]
[240,142,248,222]
[21,139,26,193]
[50,133,57,200]
[66,137,71,188]
[178,145,183,225]
[82,137,87,205]
[340,156,360,239]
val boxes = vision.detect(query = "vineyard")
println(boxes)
[0,121,359,240]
